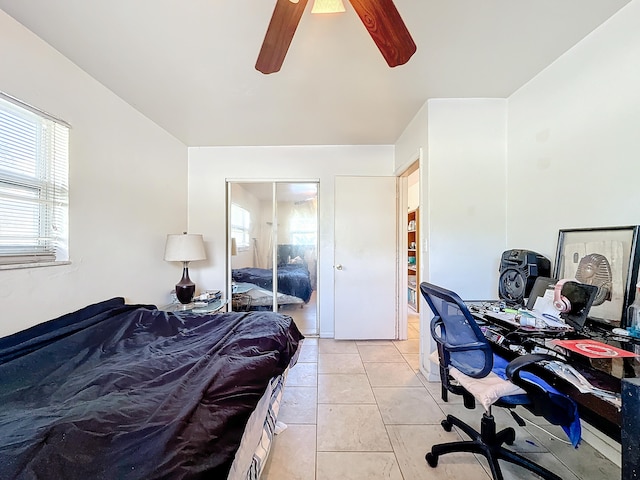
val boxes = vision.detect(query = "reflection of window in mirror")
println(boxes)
[290,200,317,246]
[230,204,251,250]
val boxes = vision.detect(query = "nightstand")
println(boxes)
[160,298,228,314]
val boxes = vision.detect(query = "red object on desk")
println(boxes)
[553,339,638,358]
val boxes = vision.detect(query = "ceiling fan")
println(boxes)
[256,0,416,74]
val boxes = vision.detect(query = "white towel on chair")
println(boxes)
[449,367,526,411]
[430,350,526,411]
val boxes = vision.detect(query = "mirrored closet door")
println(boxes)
[227,181,318,336]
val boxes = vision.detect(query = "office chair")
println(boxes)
[420,282,580,480]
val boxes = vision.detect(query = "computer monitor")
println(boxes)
[526,277,598,332]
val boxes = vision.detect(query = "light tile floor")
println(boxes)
[280,290,318,337]
[262,315,621,480]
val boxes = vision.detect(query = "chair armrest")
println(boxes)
[505,354,559,416]
[506,354,554,377]
[505,354,555,387]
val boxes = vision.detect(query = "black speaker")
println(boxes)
[498,250,551,306]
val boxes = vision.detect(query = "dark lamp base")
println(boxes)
[176,266,196,304]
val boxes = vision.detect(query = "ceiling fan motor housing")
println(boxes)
[498,250,551,306]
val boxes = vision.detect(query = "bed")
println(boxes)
[232,264,313,305]
[232,282,307,310]
[0,297,303,480]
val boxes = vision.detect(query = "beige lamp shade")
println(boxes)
[311,0,345,14]
[231,237,238,256]
[164,233,206,262]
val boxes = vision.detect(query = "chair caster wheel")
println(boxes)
[505,430,516,445]
[425,452,438,467]
[441,419,452,432]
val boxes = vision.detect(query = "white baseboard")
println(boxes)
[581,420,621,468]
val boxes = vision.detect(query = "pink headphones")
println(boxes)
[553,279,571,313]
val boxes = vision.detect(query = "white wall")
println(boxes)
[188,145,394,338]
[396,98,507,299]
[0,11,188,336]
[507,0,640,260]
[395,103,428,174]
[427,99,508,299]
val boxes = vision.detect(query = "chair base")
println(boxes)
[426,412,562,480]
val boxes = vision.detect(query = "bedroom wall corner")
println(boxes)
[0,10,188,337]
[393,98,508,380]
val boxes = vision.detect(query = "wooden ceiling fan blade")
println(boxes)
[348,0,416,67]
[256,0,309,74]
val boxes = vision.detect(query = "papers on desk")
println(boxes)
[531,290,566,326]
[516,288,572,330]
[543,360,621,408]
[483,307,571,332]
[523,309,569,330]
[483,310,520,326]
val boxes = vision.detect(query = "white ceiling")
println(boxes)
[0,0,630,147]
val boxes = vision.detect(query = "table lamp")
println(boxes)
[164,232,206,304]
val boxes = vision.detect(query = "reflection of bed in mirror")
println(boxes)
[232,263,313,309]
[233,282,306,309]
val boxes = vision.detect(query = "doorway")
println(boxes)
[227,181,319,336]
[399,161,420,341]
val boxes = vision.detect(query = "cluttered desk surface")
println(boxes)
[468,300,640,441]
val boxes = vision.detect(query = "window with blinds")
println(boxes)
[0,93,69,267]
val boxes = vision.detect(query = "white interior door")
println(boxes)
[334,176,397,339]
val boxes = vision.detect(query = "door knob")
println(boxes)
[335,264,343,270]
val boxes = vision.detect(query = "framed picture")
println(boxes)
[554,226,640,328]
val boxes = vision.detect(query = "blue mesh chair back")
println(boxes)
[420,282,493,378]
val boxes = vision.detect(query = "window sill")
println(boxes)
[0,261,71,271]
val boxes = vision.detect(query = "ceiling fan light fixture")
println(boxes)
[257,0,415,74]
[311,0,346,14]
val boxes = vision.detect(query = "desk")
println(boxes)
[469,303,640,442]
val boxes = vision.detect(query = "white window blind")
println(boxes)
[0,93,69,266]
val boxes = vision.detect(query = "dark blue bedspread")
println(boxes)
[0,298,303,479]
[232,264,313,303]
